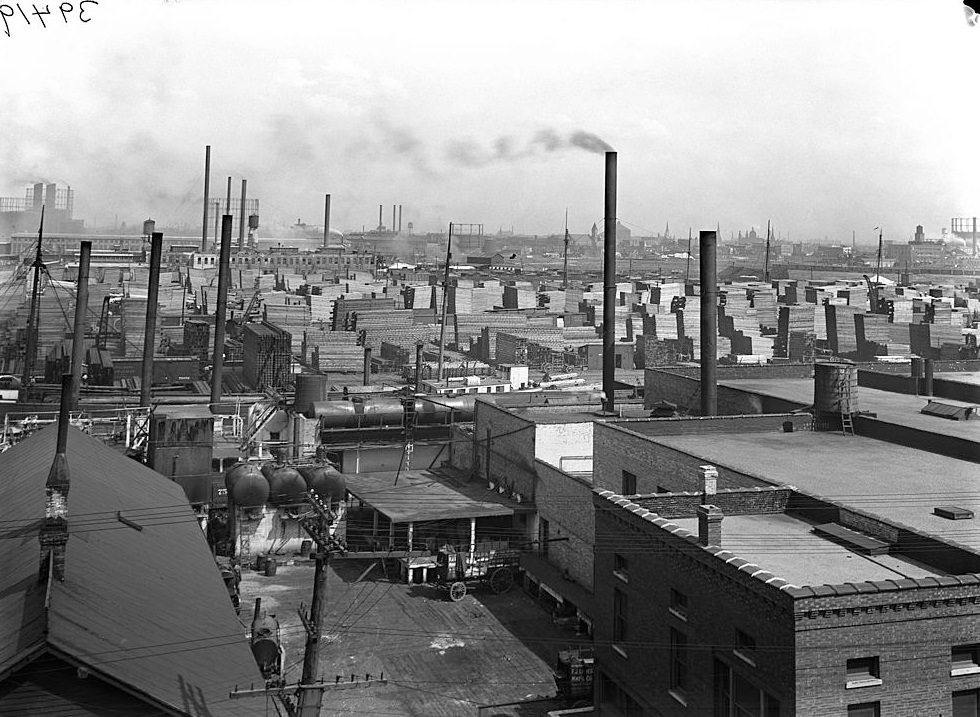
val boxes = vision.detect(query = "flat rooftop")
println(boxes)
[938,371,980,387]
[670,513,944,587]
[720,377,980,442]
[651,431,980,551]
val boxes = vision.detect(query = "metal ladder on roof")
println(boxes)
[839,374,855,436]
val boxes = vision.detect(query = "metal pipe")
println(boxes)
[700,230,718,416]
[56,373,73,455]
[323,194,331,247]
[140,233,163,408]
[363,347,372,386]
[238,179,247,250]
[69,241,91,409]
[415,342,424,392]
[211,216,233,407]
[602,151,617,413]
[201,145,210,252]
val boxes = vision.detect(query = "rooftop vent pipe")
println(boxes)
[602,151,617,413]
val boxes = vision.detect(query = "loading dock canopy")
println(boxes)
[345,470,518,523]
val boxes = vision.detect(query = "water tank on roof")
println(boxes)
[267,466,307,505]
[813,360,859,430]
[295,374,331,417]
[143,218,155,236]
[225,463,270,508]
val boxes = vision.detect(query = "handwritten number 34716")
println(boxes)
[1,1,98,37]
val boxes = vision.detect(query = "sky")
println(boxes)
[0,0,977,244]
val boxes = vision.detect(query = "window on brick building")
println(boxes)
[613,553,629,582]
[621,470,637,495]
[734,629,757,666]
[669,588,688,621]
[847,702,880,717]
[613,588,628,651]
[670,627,689,698]
[953,689,979,717]
[846,657,882,689]
[714,659,781,716]
[952,645,980,676]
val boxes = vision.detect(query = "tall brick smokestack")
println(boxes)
[700,230,718,415]
[211,216,233,407]
[602,151,617,413]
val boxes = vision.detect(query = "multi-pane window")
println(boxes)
[953,689,979,717]
[669,588,688,620]
[613,588,628,646]
[734,629,757,666]
[953,645,980,676]
[714,659,781,717]
[846,657,881,689]
[613,553,629,582]
[847,703,880,717]
[670,628,689,695]
[622,470,637,495]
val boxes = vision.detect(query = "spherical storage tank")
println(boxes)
[300,465,347,508]
[267,466,307,506]
[224,463,270,508]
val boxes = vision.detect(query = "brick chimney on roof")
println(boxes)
[699,464,718,498]
[697,504,723,547]
[39,374,73,583]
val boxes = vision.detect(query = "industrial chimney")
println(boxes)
[323,194,331,248]
[699,230,718,416]
[602,151,617,413]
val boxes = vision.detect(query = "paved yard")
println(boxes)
[237,556,588,716]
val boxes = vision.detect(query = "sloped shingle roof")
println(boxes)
[0,425,265,716]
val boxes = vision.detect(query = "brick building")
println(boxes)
[593,471,980,716]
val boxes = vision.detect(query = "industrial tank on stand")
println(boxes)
[813,360,859,431]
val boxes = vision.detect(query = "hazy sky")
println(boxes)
[1,0,977,243]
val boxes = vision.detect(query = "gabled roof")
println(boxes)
[0,425,265,716]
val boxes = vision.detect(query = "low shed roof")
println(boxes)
[345,470,518,523]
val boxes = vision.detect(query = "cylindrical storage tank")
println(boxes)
[248,214,260,230]
[267,467,307,506]
[224,463,270,508]
[813,361,858,428]
[312,400,358,428]
[301,465,347,508]
[295,374,332,417]
[360,397,405,426]
[250,614,280,673]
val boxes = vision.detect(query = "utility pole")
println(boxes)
[436,223,453,382]
[562,209,570,291]
[21,206,46,400]
[230,489,381,716]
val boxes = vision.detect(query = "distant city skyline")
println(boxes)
[1,0,976,245]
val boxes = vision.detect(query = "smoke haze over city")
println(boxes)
[0,0,977,243]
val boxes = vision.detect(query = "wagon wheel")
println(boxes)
[449,581,467,602]
[489,566,514,594]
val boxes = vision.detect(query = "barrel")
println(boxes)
[255,554,268,572]
[300,540,313,558]
[264,558,278,577]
